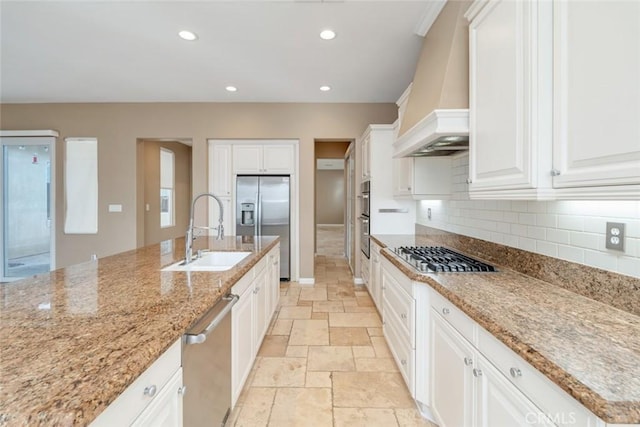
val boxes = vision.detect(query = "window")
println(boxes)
[160,148,175,228]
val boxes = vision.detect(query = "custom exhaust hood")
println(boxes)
[393,0,471,158]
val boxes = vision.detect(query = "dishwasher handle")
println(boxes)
[184,294,239,345]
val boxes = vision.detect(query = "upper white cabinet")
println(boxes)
[393,157,453,200]
[361,133,371,180]
[210,144,232,196]
[233,144,294,174]
[552,0,640,193]
[467,0,553,199]
[466,0,640,200]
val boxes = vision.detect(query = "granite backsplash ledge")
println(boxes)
[415,224,640,317]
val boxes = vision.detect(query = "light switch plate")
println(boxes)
[605,222,625,251]
[108,204,123,213]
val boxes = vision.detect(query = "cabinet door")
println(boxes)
[430,311,475,427]
[233,145,262,174]
[469,0,547,191]
[263,145,294,174]
[552,0,640,189]
[269,248,280,316]
[210,144,232,196]
[393,157,414,197]
[131,369,183,427]
[253,269,269,349]
[370,245,381,311]
[231,285,254,407]
[361,134,370,180]
[476,357,553,427]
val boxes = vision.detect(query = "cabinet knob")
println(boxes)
[442,307,450,315]
[401,359,407,366]
[464,357,473,366]
[550,169,561,177]
[510,367,522,378]
[253,287,260,294]
[407,186,412,191]
[472,368,483,378]
[466,178,472,184]
[144,385,157,397]
[400,313,407,320]
[178,386,187,396]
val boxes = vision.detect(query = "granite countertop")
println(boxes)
[0,235,279,426]
[371,235,640,424]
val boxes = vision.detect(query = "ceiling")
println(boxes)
[0,1,436,104]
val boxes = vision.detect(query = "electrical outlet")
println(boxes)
[605,222,625,251]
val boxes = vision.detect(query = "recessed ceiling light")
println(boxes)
[178,30,198,41]
[226,86,238,92]
[320,85,331,92]
[319,29,336,40]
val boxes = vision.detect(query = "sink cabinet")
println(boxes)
[231,245,280,407]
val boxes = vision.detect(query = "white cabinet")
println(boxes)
[467,0,553,199]
[360,125,415,235]
[231,249,280,407]
[369,241,382,312]
[381,256,415,396]
[210,144,232,196]
[131,369,184,427]
[467,0,640,200]
[361,133,371,180]
[91,340,183,427]
[430,311,475,427]
[360,251,370,287]
[393,157,453,200]
[551,0,640,193]
[233,145,294,174]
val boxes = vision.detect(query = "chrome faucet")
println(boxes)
[185,193,225,264]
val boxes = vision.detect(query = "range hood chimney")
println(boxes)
[394,0,471,158]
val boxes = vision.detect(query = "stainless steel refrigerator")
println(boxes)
[236,175,290,280]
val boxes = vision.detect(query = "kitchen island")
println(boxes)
[0,235,279,426]
[371,233,640,425]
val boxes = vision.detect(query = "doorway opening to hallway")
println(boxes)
[314,140,351,259]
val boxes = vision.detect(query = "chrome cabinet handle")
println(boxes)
[253,287,260,294]
[144,385,157,397]
[442,307,450,315]
[178,386,187,396]
[550,169,561,176]
[400,313,407,320]
[473,368,483,378]
[401,359,407,366]
[464,357,473,366]
[510,367,522,378]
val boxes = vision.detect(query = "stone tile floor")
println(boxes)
[228,254,435,426]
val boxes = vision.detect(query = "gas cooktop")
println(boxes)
[393,246,496,273]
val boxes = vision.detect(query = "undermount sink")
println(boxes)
[162,251,251,272]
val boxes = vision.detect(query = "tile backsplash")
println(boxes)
[416,154,640,279]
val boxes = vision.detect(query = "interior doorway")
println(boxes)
[0,133,56,282]
[314,140,351,258]
[136,139,192,247]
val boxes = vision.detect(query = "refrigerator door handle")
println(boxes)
[258,192,263,236]
[254,192,259,236]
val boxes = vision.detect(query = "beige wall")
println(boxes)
[0,103,396,277]
[316,169,345,225]
[399,0,471,135]
[141,140,192,246]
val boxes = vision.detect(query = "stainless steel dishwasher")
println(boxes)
[183,293,239,427]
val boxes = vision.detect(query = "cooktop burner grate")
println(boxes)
[393,246,496,273]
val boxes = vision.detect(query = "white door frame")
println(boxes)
[0,130,58,282]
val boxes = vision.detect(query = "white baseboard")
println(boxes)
[298,277,315,285]
[353,277,364,285]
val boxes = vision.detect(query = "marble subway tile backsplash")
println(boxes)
[416,154,640,279]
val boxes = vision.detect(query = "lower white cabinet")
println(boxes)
[231,246,280,407]
[90,339,183,427]
[131,369,184,427]
[369,241,382,312]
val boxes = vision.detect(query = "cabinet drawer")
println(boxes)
[430,289,476,344]
[382,274,414,344]
[477,328,600,427]
[91,339,181,427]
[383,310,415,397]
